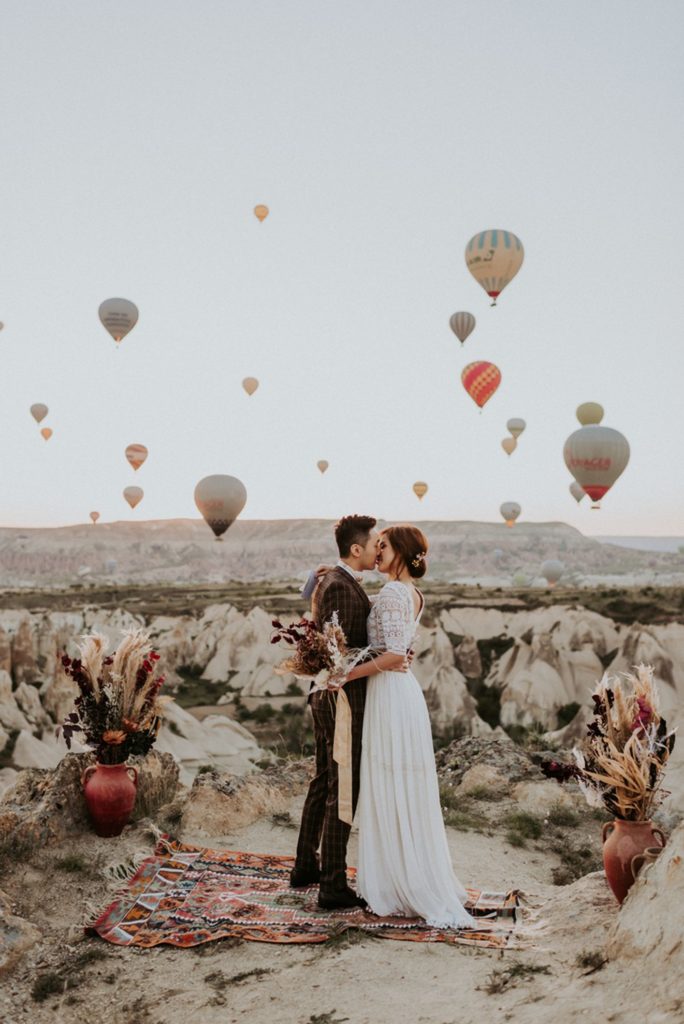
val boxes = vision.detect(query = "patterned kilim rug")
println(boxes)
[88,838,522,949]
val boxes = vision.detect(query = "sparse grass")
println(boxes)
[482,961,552,995]
[270,811,296,829]
[32,972,70,1002]
[205,967,273,990]
[551,843,602,885]
[444,808,490,833]
[504,811,543,840]
[467,785,505,802]
[54,854,89,873]
[308,1014,349,1024]
[196,764,215,775]
[576,950,608,974]
[31,945,109,1001]
[547,803,580,827]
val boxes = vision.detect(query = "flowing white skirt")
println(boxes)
[355,670,476,929]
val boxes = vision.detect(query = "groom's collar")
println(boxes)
[336,560,363,584]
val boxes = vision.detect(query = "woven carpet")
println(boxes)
[88,838,521,949]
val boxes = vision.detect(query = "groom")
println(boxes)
[290,514,379,908]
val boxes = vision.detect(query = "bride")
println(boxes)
[343,524,476,929]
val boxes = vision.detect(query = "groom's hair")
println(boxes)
[334,515,377,557]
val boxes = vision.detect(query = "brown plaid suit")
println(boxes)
[293,566,371,894]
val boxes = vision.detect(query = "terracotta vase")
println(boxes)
[81,762,138,837]
[602,819,666,904]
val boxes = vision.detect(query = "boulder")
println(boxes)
[512,779,579,816]
[436,736,539,787]
[0,768,17,799]
[0,750,181,854]
[0,889,41,977]
[12,730,61,770]
[182,759,313,835]
[40,667,77,725]
[606,821,684,1012]
[457,763,510,797]
[13,682,49,729]
[0,724,8,754]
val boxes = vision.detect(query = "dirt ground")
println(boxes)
[2,790,678,1024]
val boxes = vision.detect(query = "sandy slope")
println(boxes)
[3,790,678,1024]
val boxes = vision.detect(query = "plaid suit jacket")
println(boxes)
[312,566,370,650]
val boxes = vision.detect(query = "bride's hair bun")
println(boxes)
[380,524,429,579]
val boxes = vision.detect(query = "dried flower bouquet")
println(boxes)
[61,629,173,764]
[541,664,676,821]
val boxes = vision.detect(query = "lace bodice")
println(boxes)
[367,581,422,654]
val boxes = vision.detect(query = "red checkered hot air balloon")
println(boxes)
[461,361,501,409]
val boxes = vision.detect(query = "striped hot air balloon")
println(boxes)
[465,230,524,305]
[125,444,148,471]
[449,312,476,345]
[461,361,501,409]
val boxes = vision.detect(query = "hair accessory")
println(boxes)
[411,551,426,568]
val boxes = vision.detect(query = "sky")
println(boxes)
[1,1,683,533]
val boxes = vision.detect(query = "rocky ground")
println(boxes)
[1,739,682,1024]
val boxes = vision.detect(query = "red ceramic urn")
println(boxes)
[602,819,666,904]
[82,763,138,837]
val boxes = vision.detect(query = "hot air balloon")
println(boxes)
[317,460,329,474]
[501,437,517,456]
[0,322,4,331]
[500,502,521,527]
[99,298,139,343]
[563,425,630,507]
[89,511,100,524]
[125,444,148,471]
[254,205,269,222]
[465,230,524,305]
[30,403,48,423]
[413,481,428,500]
[461,361,501,409]
[570,481,586,503]
[540,561,565,585]
[40,427,53,441]
[194,474,247,540]
[123,486,143,509]
[507,418,526,439]
[449,312,476,345]
[541,559,564,588]
[576,402,604,426]
[242,377,259,396]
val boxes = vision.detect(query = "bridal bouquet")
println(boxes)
[60,629,174,764]
[541,664,676,821]
[271,614,370,692]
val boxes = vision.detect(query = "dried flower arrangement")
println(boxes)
[271,614,369,692]
[61,630,173,764]
[541,664,676,821]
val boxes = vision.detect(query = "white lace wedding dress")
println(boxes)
[355,581,476,928]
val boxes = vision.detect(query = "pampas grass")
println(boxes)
[61,629,173,764]
[543,664,676,821]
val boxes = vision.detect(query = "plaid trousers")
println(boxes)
[294,676,366,893]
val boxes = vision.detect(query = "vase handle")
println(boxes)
[651,827,666,848]
[126,766,138,786]
[81,765,97,787]
[601,821,615,845]
[630,853,646,881]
